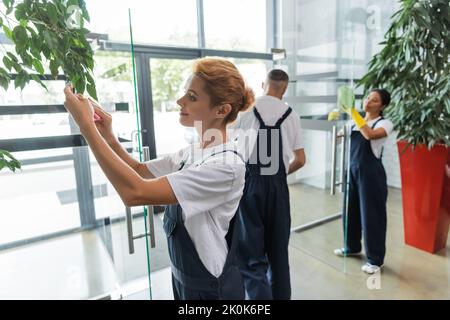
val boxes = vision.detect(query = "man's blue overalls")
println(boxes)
[345,118,387,266]
[238,107,293,300]
[163,150,245,300]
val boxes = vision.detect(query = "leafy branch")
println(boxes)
[357,0,450,149]
[0,0,97,99]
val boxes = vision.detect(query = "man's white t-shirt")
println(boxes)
[351,117,394,158]
[145,141,245,277]
[231,95,304,173]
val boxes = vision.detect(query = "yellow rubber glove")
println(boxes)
[351,108,367,129]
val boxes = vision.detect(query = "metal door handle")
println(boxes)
[339,125,349,192]
[143,146,156,249]
[330,125,338,195]
[125,146,156,254]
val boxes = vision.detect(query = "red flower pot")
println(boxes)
[397,141,450,253]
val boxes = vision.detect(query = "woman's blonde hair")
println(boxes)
[192,57,255,123]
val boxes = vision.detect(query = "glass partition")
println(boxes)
[277,0,399,272]
[0,9,152,299]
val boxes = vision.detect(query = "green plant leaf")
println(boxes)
[86,72,97,100]
[46,2,59,25]
[15,3,27,21]
[0,70,11,91]
[74,74,85,94]
[0,149,22,172]
[78,0,90,22]
[357,0,450,148]
[6,6,14,15]
[12,26,28,50]
[30,74,48,90]
[43,30,59,50]
[32,59,45,74]
[14,71,30,90]
[3,25,13,40]
[1,0,96,108]
[2,56,13,71]
[49,59,60,78]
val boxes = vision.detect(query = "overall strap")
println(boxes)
[274,107,293,127]
[371,117,385,129]
[253,107,266,127]
[222,214,240,270]
[372,117,386,159]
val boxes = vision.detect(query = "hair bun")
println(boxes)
[240,87,255,112]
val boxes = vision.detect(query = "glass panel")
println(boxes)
[147,57,193,299]
[229,58,272,98]
[89,50,142,220]
[146,55,271,299]
[203,0,267,52]
[150,57,270,156]
[0,148,81,244]
[278,0,399,271]
[288,122,349,271]
[89,46,152,294]
[0,12,152,298]
[150,58,194,157]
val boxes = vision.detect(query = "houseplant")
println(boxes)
[358,0,450,253]
[0,0,96,172]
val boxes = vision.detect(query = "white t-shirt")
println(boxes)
[231,95,304,174]
[145,141,245,277]
[352,117,394,158]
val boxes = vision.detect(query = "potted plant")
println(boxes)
[358,0,450,253]
[0,0,96,172]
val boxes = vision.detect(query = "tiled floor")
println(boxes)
[124,185,450,300]
[288,185,450,299]
[0,184,448,299]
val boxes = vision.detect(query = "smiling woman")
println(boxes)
[63,57,255,300]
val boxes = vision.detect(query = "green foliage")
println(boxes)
[0,149,21,172]
[0,0,97,99]
[357,0,450,149]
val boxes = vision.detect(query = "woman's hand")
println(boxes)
[88,98,116,144]
[63,85,95,132]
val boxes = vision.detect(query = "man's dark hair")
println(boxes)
[268,69,289,82]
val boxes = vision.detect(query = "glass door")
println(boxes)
[0,63,152,300]
[142,57,194,300]
[0,8,152,297]
[87,47,153,299]
[288,114,351,272]
[142,56,272,299]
